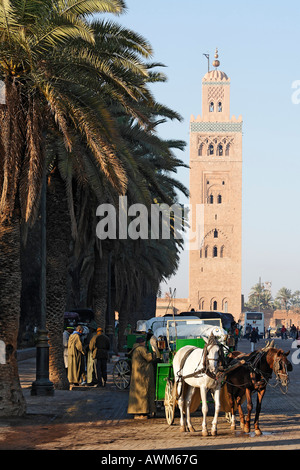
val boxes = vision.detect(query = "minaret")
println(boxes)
[189,49,243,319]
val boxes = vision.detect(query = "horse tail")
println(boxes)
[175,372,183,398]
[175,378,181,400]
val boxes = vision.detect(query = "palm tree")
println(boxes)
[42,28,168,387]
[101,103,188,343]
[275,287,292,310]
[60,95,188,348]
[0,0,159,415]
[247,282,274,310]
[291,290,300,308]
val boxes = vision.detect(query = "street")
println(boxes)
[1,337,300,451]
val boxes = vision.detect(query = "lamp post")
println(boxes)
[31,166,54,396]
[106,251,114,355]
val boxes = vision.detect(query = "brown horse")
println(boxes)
[223,345,292,435]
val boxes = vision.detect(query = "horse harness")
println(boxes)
[225,349,289,391]
[176,335,223,384]
[248,350,272,390]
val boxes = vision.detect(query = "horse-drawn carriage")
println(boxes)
[113,316,293,435]
[112,316,235,424]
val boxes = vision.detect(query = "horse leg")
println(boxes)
[244,388,253,433]
[236,395,245,431]
[185,386,196,433]
[254,389,265,436]
[177,382,187,433]
[200,386,209,436]
[229,411,236,431]
[227,391,236,430]
[211,388,221,436]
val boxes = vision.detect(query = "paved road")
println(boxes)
[1,337,300,451]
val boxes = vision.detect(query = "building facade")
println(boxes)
[189,50,243,318]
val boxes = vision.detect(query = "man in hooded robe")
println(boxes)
[68,325,85,385]
[127,337,157,419]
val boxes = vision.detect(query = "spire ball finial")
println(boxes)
[212,48,220,68]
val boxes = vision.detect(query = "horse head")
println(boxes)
[269,348,292,387]
[204,333,224,377]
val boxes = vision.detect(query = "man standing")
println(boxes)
[68,325,85,386]
[250,327,259,352]
[127,337,156,420]
[63,326,74,375]
[89,327,110,387]
[281,325,287,340]
[86,321,98,385]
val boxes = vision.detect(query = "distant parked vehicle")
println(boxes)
[269,328,277,338]
[243,312,264,338]
[64,309,94,328]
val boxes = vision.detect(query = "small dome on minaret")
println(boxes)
[212,48,220,68]
[203,48,229,82]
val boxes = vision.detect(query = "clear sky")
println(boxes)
[103,0,300,302]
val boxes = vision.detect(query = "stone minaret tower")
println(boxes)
[189,49,243,319]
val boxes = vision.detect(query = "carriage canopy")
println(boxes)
[136,316,199,334]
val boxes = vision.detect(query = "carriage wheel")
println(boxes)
[113,359,131,390]
[164,379,175,425]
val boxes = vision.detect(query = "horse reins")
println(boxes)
[223,350,289,393]
[176,335,223,383]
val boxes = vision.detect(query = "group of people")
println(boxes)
[266,324,300,340]
[279,324,299,340]
[63,323,110,387]
[63,321,157,419]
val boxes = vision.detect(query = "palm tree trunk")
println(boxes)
[46,172,70,389]
[66,188,96,311]
[0,217,26,416]
[117,301,130,351]
[92,248,108,328]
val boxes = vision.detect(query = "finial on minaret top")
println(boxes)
[212,48,220,68]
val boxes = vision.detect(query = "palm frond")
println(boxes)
[57,0,126,18]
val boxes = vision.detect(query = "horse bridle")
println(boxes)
[177,335,224,382]
[272,355,289,389]
[227,350,290,392]
[201,339,222,379]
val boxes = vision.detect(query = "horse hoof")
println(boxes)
[202,429,208,437]
[244,426,250,434]
[180,426,186,433]
[255,428,262,436]
[211,429,217,436]
[189,426,196,433]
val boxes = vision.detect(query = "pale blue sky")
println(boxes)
[104,0,300,301]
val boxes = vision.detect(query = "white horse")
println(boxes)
[172,333,224,436]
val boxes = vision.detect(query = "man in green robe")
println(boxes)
[127,337,156,419]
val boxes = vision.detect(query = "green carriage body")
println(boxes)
[155,337,206,401]
[126,333,146,350]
